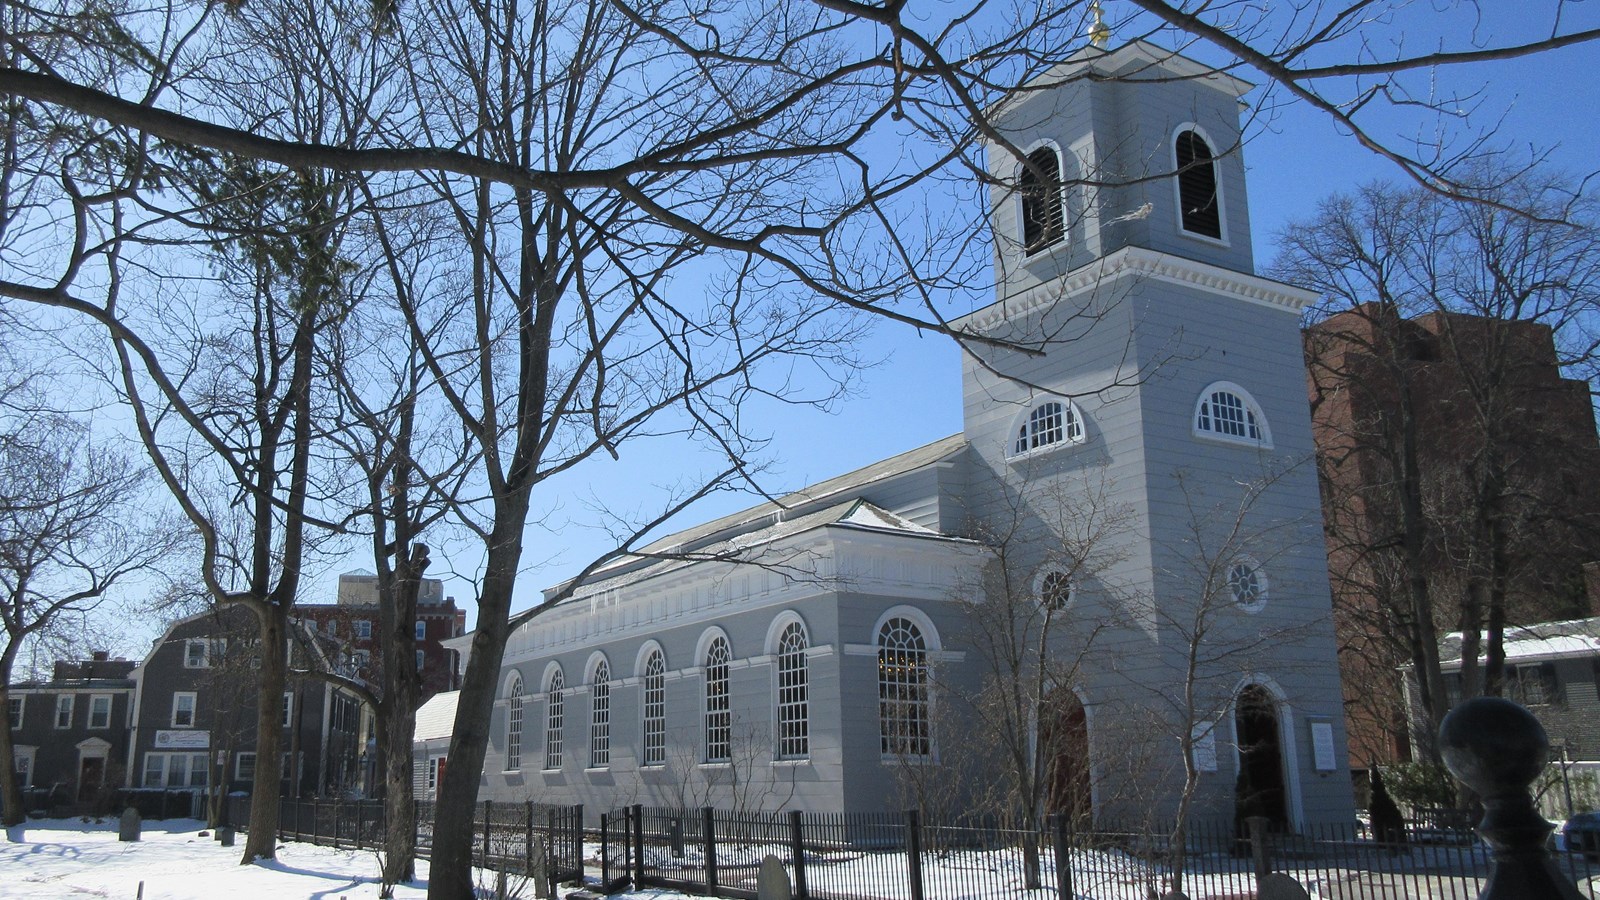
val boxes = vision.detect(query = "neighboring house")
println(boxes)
[413,690,459,802]
[126,606,369,799]
[1418,617,1600,766]
[1306,306,1600,771]
[453,40,1355,829]
[7,652,137,807]
[297,571,468,700]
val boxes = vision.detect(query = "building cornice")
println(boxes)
[957,245,1318,333]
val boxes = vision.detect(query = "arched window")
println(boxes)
[878,617,931,758]
[589,659,611,768]
[505,673,524,771]
[543,670,564,769]
[1228,559,1268,612]
[1020,146,1065,253]
[1194,382,1270,447]
[1013,400,1084,456]
[1175,129,1221,239]
[642,650,666,767]
[704,637,732,763]
[776,622,809,759]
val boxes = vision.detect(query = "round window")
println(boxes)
[1040,571,1073,611]
[1227,561,1266,612]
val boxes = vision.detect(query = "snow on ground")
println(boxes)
[0,818,688,900]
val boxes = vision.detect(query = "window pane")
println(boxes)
[705,639,731,763]
[878,618,931,758]
[777,623,809,759]
[590,661,611,768]
[643,652,666,767]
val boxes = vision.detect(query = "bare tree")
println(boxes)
[0,388,176,826]
[1280,172,1600,765]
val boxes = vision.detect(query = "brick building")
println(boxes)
[1305,304,1600,770]
[295,571,466,700]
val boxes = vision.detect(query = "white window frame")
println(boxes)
[1171,123,1230,245]
[504,673,524,772]
[1227,557,1269,613]
[355,619,372,639]
[1009,398,1085,459]
[416,649,425,671]
[8,695,23,730]
[54,694,74,729]
[1034,569,1075,612]
[88,694,113,730]
[1193,381,1272,448]
[775,621,810,760]
[877,616,933,761]
[589,658,611,769]
[704,637,732,764]
[543,670,565,770]
[282,691,294,728]
[184,639,208,668]
[13,745,35,787]
[1016,141,1068,257]
[171,691,197,728]
[237,751,257,781]
[641,650,667,767]
[415,620,427,641]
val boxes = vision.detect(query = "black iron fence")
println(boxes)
[219,794,585,894]
[595,805,1600,900]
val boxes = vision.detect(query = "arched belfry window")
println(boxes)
[1012,399,1084,457]
[878,617,932,759]
[1020,146,1065,253]
[1194,382,1271,448]
[1175,129,1222,239]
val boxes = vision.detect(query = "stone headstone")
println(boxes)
[118,808,141,842]
[1257,873,1311,900]
[757,854,792,900]
[218,826,235,847]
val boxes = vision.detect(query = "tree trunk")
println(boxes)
[0,674,25,827]
[242,603,289,862]
[379,544,426,888]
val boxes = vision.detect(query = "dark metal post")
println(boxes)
[1247,815,1271,886]
[1440,697,1587,900]
[702,806,719,895]
[525,800,534,875]
[546,806,559,900]
[906,809,925,900]
[631,804,645,887]
[789,809,810,900]
[573,804,585,883]
[600,812,611,885]
[482,799,493,870]
[333,800,342,850]
[354,800,363,851]
[1051,813,1073,900]
[313,797,320,844]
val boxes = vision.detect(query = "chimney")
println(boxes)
[92,650,110,662]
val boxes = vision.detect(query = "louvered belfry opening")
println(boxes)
[1176,130,1221,238]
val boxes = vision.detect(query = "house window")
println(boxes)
[878,617,931,758]
[776,622,809,759]
[1227,560,1268,612]
[426,756,445,792]
[354,649,370,668]
[282,692,294,728]
[704,637,732,763]
[1020,146,1065,253]
[172,692,197,728]
[544,670,564,769]
[327,621,338,638]
[416,650,425,671]
[1508,664,1559,706]
[1012,400,1083,457]
[355,620,372,640]
[89,695,112,729]
[237,752,257,781]
[642,650,666,767]
[143,753,165,787]
[13,748,33,788]
[185,639,209,668]
[1194,383,1270,447]
[589,660,611,768]
[415,621,427,641]
[1175,129,1221,239]
[146,752,207,788]
[54,695,74,729]
[8,696,22,729]
[506,674,524,771]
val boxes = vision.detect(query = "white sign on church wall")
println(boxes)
[154,730,209,749]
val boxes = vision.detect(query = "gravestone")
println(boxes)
[118,808,141,842]
[757,854,792,900]
[1257,873,1311,900]
[218,826,235,847]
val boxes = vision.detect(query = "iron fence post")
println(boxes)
[703,806,719,895]
[546,806,558,899]
[482,799,493,870]
[632,803,645,887]
[789,809,809,900]
[600,811,611,885]
[573,804,585,883]
[1052,813,1073,900]
[525,800,534,876]
[333,800,342,851]
[906,809,925,900]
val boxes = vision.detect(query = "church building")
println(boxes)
[464,39,1355,829]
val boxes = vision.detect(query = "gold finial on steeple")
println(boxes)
[1088,1,1112,49]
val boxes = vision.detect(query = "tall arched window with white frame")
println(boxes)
[590,659,611,768]
[544,670,564,769]
[1175,129,1222,239]
[776,622,809,759]
[642,650,666,767]
[505,673,524,771]
[878,617,931,758]
[704,637,732,763]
